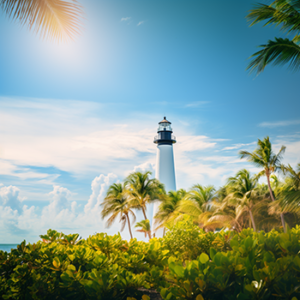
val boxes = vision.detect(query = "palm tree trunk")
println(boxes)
[249,209,256,232]
[125,214,133,240]
[142,207,148,220]
[266,173,286,231]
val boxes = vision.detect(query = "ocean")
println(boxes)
[0,244,18,252]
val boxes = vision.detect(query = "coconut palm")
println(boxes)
[101,183,136,240]
[177,184,216,228]
[154,189,186,231]
[135,219,151,239]
[204,204,244,232]
[125,171,165,220]
[276,163,300,213]
[125,171,165,238]
[225,169,260,231]
[247,0,300,74]
[1,0,83,41]
[239,136,286,230]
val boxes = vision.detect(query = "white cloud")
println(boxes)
[0,173,123,243]
[176,135,216,152]
[47,185,74,214]
[121,17,131,22]
[0,99,156,177]
[0,185,23,212]
[259,120,300,128]
[131,161,155,175]
[273,139,300,167]
[137,21,144,26]
[222,142,256,151]
[185,101,209,108]
[84,173,117,213]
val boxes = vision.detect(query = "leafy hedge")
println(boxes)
[1,223,300,299]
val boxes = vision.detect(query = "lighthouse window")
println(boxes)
[158,123,172,131]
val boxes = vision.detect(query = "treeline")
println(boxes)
[101,137,300,237]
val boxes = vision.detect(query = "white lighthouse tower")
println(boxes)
[152,117,176,236]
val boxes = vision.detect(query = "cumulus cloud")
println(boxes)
[84,173,118,214]
[0,172,123,243]
[0,185,23,213]
[44,185,74,215]
[131,162,155,175]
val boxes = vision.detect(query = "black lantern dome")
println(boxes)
[154,117,176,145]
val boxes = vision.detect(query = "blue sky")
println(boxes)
[0,0,299,243]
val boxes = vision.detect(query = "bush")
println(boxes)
[162,217,231,260]
[1,226,300,299]
[161,227,300,300]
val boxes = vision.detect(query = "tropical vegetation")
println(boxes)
[101,137,299,238]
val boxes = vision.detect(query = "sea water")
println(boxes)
[0,244,18,252]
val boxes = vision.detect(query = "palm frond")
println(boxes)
[1,0,83,41]
[247,1,300,34]
[276,190,300,213]
[247,37,300,74]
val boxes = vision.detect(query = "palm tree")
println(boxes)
[154,189,186,231]
[125,171,165,218]
[135,219,151,239]
[225,169,259,231]
[247,0,300,74]
[1,0,83,41]
[125,171,165,239]
[177,184,216,228]
[201,186,242,231]
[276,163,300,214]
[239,136,286,230]
[101,183,136,240]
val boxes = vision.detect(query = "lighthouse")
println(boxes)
[152,117,176,236]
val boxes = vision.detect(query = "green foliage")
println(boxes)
[162,217,230,260]
[161,227,300,300]
[2,227,300,299]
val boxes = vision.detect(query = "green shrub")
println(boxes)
[1,227,300,299]
[162,217,231,260]
[161,227,300,300]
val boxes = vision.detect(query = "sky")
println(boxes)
[0,0,299,243]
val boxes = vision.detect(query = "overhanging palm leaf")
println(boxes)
[247,0,300,73]
[1,0,83,41]
[247,38,300,73]
[247,1,300,33]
